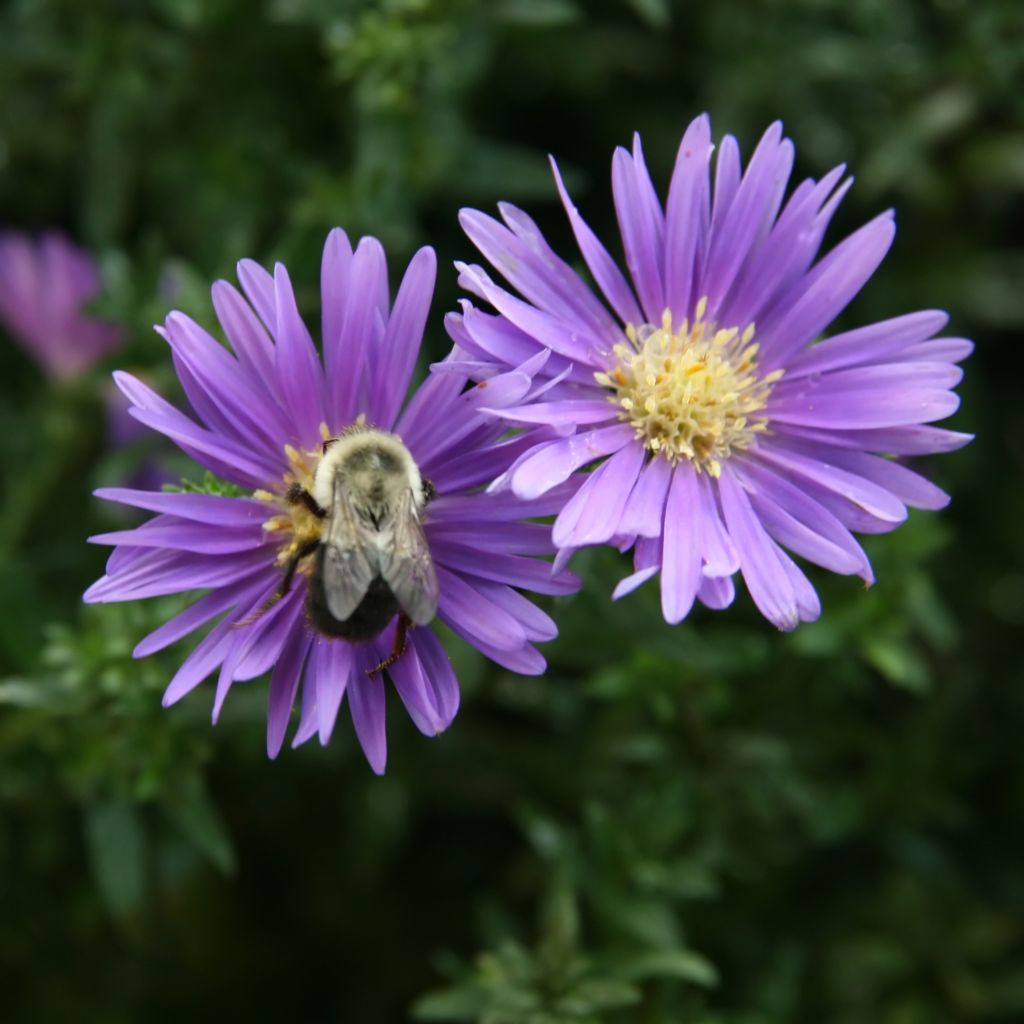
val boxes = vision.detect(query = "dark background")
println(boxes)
[1,1,1021,1021]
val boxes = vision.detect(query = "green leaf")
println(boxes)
[620,948,720,987]
[163,471,248,497]
[862,635,931,694]
[623,0,671,28]
[83,800,146,923]
[161,768,236,875]
[556,977,641,1012]
[495,0,582,28]
[412,985,490,1021]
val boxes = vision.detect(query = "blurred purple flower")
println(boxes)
[85,229,576,771]
[0,230,121,379]
[451,114,971,631]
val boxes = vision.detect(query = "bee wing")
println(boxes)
[320,479,380,623]
[378,488,439,626]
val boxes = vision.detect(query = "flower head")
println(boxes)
[85,229,577,771]
[451,115,971,630]
[0,230,121,379]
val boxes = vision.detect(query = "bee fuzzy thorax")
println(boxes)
[312,429,425,516]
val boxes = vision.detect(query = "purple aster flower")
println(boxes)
[84,229,577,771]
[450,114,971,631]
[0,229,121,379]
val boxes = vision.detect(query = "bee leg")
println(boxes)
[285,483,327,519]
[422,478,437,504]
[279,538,320,597]
[367,614,411,678]
[233,539,319,628]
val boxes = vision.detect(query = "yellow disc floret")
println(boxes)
[253,422,334,572]
[595,298,783,477]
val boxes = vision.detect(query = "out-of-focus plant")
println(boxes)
[0,0,1020,1021]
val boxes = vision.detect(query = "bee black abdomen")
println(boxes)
[307,573,399,641]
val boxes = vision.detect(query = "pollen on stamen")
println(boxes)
[257,441,325,569]
[597,298,781,472]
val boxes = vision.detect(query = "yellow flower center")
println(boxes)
[595,297,782,477]
[253,422,334,572]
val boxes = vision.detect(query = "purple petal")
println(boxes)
[664,114,713,319]
[461,206,618,344]
[291,672,321,749]
[767,367,962,429]
[129,407,278,490]
[330,237,388,426]
[230,590,305,683]
[660,463,702,624]
[612,565,659,601]
[472,581,558,642]
[777,547,821,623]
[774,423,973,456]
[408,628,461,727]
[164,312,290,454]
[704,122,794,321]
[311,637,354,745]
[236,259,276,331]
[212,586,303,721]
[433,544,577,596]
[550,156,643,326]
[387,635,444,736]
[161,616,238,707]
[93,488,269,526]
[812,449,950,510]
[372,246,436,429]
[501,201,622,338]
[428,519,554,556]
[612,140,665,323]
[759,211,897,371]
[133,572,269,657]
[348,659,387,775]
[456,263,606,367]
[84,548,270,603]
[784,310,949,379]
[718,468,800,631]
[211,280,280,401]
[389,627,460,736]
[396,356,468,441]
[723,166,848,328]
[456,302,543,370]
[267,627,312,758]
[427,432,554,494]
[747,486,867,576]
[274,263,326,446]
[509,424,635,500]
[410,368,532,468]
[483,398,616,427]
[710,134,742,232]
[551,441,644,548]
[902,338,974,363]
[429,480,580,524]
[695,473,740,576]
[89,513,267,554]
[753,439,908,522]
[114,371,280,487]
[617,455,672,539]
[732,455,872,581]
[320,227,354,386]
[697,573,735,610]
[471,638,547,675]
[435,567,528,652]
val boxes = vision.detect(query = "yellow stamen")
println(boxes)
[598,298,780,472]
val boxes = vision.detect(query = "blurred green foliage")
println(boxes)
[1,0,1021,1021]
